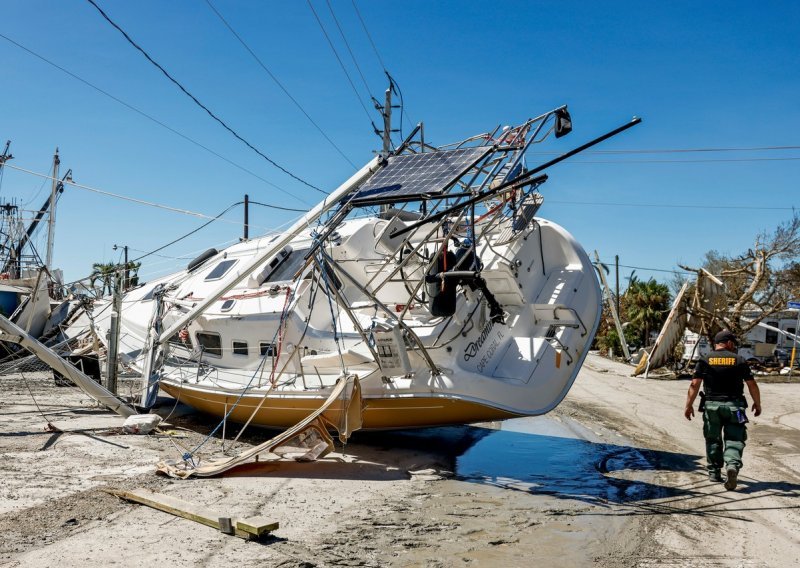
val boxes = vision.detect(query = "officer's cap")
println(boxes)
[713,329,738,345]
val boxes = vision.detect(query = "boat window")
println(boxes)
[264,248,309,283]
[259,342,275,357]
[196,332,222,357]
[232,341,248,356]
[220,299,235,312]
[205,259,238,281]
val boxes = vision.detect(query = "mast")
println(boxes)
[45,148,60,270]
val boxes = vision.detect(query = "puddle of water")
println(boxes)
[455,416,656,503]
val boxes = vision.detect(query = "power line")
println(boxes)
[131,201,242,262]
[543,145,800,155]
[85,0,328,195]
[325,0,374,102]
[306,0,375,126]
[0,32,313,207]
[248,200,306,213]
[351,0,386,72]
[203,0,357,169]
[546,200,797,211]
[596,259,693,276]
[3,162,264,227]
[563,157,800,164]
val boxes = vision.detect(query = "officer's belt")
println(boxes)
[703,393,743,402]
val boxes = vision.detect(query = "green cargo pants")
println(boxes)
[703,400,747,473]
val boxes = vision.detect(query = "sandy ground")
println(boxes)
[1,354,799,567]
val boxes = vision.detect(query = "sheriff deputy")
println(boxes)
[684,329,762,490]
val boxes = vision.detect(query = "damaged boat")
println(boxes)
[77,106,637,431]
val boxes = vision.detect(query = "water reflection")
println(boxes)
[454,416,701,505]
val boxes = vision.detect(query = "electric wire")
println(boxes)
[596,259,694,276]
[130,201,243,262]
[0,32,312,206]
[2,162,259,226]
[325,0,374,103]
[248,200,307,213]
[546,200,797,211]
[350,0,386,71]
[534,145,800,155]
[85,0,328,196]
[306,0,375,126]
[565,157,800,164]
[202,0,357,169]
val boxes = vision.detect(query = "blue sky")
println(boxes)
[1,1,798,288]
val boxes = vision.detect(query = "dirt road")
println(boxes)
[1,354,798,567]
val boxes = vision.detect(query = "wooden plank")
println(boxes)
[237,516,280,537]
[105,488,278,540]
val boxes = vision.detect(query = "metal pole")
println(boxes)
[45,148,60,271]
[243,194,249,240]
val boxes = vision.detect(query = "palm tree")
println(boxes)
[625,278,671,347]
[89,262,118,297]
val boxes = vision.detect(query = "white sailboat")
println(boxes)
[81,106,637,431]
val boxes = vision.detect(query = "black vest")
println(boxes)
[694,349,753,401]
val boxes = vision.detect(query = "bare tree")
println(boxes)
[680,214,800,337]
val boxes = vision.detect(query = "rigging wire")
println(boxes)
[202,0,357,169]
[306,0,375,127]
[0,32,313,207]
[85,0,328,196]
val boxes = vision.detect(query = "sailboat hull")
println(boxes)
[160,381,519,429]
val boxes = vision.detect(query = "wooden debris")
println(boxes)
[105,488,279,540]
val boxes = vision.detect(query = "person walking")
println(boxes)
[684,329,762,490]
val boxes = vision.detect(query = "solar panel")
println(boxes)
[352,146,492,204]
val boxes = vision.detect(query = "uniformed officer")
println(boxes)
[684,329,762,490]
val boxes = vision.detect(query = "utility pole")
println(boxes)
[106,269,123,394]
[45,148,60,271]
[113,244,129,291]
[243,194,249,240]
[381,87,392,155]
[595,250,631,361]
[615,254,620,316]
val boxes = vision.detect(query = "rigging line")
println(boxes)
[248,200,307,213]
[325,0,374,102]
[306,0,375,126]
[2,162,254,226]
[202,0,357,169]
[85,0,328,196]
[350,0,386,71]
[546,200,797,211]
[0,33,312,207]
[130,201,242,262]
